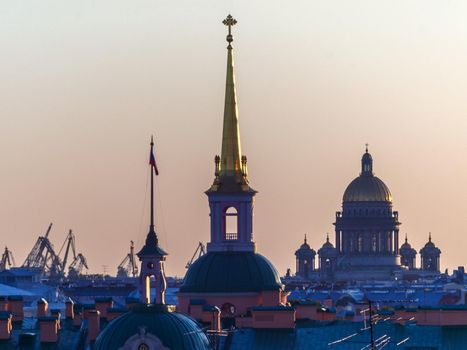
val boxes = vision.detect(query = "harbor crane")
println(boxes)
[22,224,89,279]
[22,223,62,277]
[57,229,89,278]
[117,241,138,278]
[57,229,76,273]
[185,242,206,269]
[68,253,89,279]
[0,247,15,271]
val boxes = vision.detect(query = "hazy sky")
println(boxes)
[1,1,467,276]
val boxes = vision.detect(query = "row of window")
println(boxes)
[342,208,393,217]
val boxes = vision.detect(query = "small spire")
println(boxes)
[326,232,330,242]
[304,234,307,244]
[365,143,369,153]
[429,232,432,242]
[405,233,408,243]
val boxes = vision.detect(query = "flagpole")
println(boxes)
[150,136,155,232]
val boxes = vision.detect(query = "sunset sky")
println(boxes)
[1,1,467,277]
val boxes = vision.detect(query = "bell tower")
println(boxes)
[206,15,257,253]
[137,137,168,304]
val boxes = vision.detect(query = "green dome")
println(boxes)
[94,304,210,350]
[343,175,392,202]
[180,252,283,293]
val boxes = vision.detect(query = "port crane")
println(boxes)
[22,224,89,279]
[68,253,89,279]
[22,223,62,277]
[57,229,76,273]
[185,242,206,269]
[117,241,138,278]
[0,247,15,271]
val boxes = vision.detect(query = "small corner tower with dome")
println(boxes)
[333,146,402,280]
[295,235,316,279]
[400,234,417,270]
[318,233,337,280]
[178,15,285,326]
[420,233,441,273]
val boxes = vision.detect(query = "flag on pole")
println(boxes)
[149,145,159,176]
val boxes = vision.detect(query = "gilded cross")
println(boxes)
[223,14,237,44]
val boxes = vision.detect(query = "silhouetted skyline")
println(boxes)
[1,1,467,276]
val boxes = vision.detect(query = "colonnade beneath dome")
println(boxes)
[336,230,399,255]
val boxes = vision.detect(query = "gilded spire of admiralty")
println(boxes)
[220,14,242,178]
[209,15,253,193]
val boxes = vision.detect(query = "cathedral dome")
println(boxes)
[343,149,392,203]
[343,176,392,202]
[180,252,283,293]
[94,304,210,350]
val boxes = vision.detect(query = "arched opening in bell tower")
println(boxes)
[224,207,238,241]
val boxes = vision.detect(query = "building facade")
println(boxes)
[332,148,401,280]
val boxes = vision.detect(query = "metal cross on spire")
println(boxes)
[223,14,237,46]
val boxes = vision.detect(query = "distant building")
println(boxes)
[333,148,402,280]
[400,235,417,270]
[317,234,337,280]
[291,149,444,282]
[0,267,42,288]
[420,233,441,273]
[295,235,316,279]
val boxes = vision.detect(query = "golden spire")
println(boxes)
[220,14,243,178]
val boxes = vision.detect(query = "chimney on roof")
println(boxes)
[65,298,74,320]
[37,298,48,318]
[210,306,221,333]
[0,311,13,340]
[95,297,113,320]
[7,296,24,323]
[87,310,101,342]
[72,304,83,328]
[38,316,59,343]
[50,309,61,330]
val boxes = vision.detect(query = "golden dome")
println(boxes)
[343,176,392,202]
[342,149,392,203]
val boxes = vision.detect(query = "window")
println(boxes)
[224,207,238,240]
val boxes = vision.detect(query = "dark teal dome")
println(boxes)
[94,304,210,350]
[180,252,283,293]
